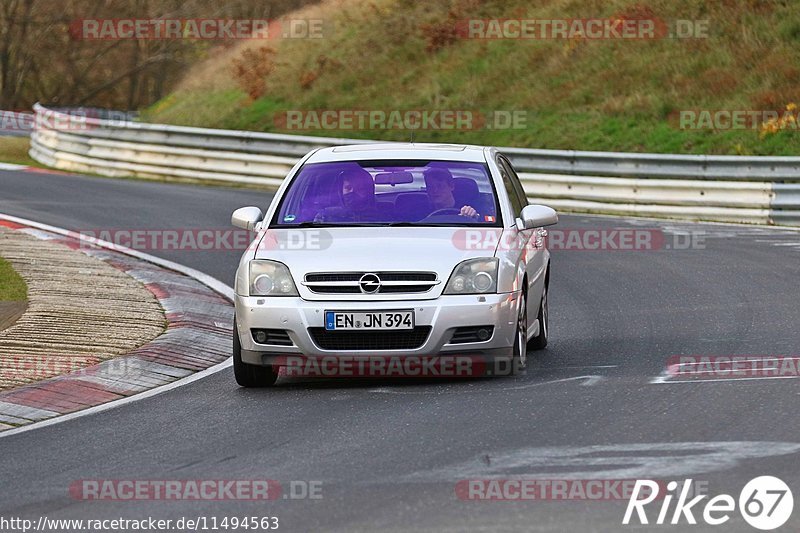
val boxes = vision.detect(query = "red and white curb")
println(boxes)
[0,214,234,434]
[0,162,73,175]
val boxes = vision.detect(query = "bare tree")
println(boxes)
[0,0,317,110]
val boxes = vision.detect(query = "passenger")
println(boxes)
[315,167,380,222]
[423,168,479,218]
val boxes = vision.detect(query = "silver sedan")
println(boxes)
[230,143,557,386]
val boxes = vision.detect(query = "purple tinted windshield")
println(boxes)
[273,160,500,226]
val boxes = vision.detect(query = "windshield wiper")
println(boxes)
[290,221,341,228]
[287,221,448,228]
[289,222,386,228]
[387,222,436,227]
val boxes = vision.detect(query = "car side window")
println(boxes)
[499,157,529,210]
[497,157,524,217]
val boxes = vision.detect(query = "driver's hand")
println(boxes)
[460,205,479,218]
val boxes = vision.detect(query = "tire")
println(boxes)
[528,282,548,350]
[511,290,528,374]
[233,318,279,387]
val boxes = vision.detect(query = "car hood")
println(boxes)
[254,226,503,300]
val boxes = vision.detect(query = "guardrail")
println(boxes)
[29,103,800,225]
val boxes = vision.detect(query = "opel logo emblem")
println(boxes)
[359,273,381,294]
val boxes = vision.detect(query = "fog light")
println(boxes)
[254,330,267,343]
[477,328,490,341]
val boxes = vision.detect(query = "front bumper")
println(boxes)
[235,292,521,365]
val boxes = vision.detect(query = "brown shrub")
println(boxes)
[299,70,318,90]
[699,67,739,96]
[231,46,277,100]
[751,89,795,112]
[420,0,480,54]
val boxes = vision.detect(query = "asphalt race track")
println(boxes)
[2,169,800,532]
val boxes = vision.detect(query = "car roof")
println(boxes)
[305,143,490,164]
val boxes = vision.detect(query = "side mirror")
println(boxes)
[517,204,558,230]
[231,206,264,231]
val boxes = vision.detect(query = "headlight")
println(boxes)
[249,260,298,296]
[444,258,498,294]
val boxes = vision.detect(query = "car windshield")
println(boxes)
[272,160,501,227]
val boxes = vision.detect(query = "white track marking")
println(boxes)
[0,213,234,439]
[650,371,670,384]
[404,442,800,482]
[577,212,800,234]
[541,364,618,370]
[368,375,605,395]
[651,357,800,384]
[654,375,800,385]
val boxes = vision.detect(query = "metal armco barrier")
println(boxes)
[29,103,800,225]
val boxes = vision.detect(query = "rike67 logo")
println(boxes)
[623,476,793,530]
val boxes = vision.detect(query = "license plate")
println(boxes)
[325,310,414,331]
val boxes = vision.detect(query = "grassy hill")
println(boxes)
[143,0,800,155]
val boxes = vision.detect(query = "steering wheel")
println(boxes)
[427,208,463,217]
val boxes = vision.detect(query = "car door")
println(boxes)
[497,155,547,327]
[495,154,528,288]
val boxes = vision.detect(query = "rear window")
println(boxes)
[272,160,501,227]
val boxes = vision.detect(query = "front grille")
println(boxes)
[251,329,293,346]
[305,273,362,282]
[379,285,436,293]
[308,326,432,350]
[307,286,361,294]
[303,272,438,294]
[448,326,495,344]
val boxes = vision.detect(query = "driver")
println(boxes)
[423,168,479,219]
[315,166,380,222]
